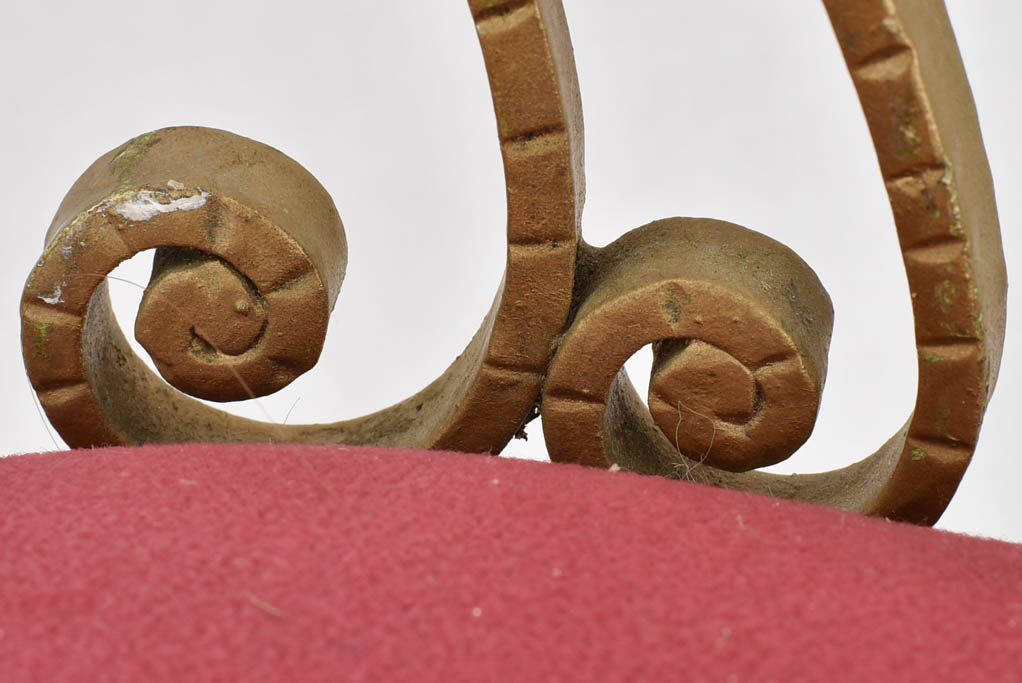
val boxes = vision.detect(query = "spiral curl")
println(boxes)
[20,127,345,442]
[20,0,1007,526]
[541,218,833,476]
[22,0,585,452]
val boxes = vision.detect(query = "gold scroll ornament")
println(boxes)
[21,0,1006,525]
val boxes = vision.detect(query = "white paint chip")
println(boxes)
[38,281,65,305]
[114,190,210,222]
[471,607,482,618]
[167,179,186,190]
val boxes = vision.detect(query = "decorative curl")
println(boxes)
[541,218,833,475]
[19,0,1007,526]
[21,127,344,440]
[22,1,585,454]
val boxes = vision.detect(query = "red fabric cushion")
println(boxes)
[2,443,1020,681]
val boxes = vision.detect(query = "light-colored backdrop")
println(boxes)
[2,2,1017,540]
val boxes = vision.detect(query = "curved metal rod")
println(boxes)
[21,0,582,454]
[823,0,1006,521]
[19,0,1005,525]
[540,0,1006,524]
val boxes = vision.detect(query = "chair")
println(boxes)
[6,1,1019,679]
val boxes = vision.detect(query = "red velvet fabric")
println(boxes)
[2,444,1020,681]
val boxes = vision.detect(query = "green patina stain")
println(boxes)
[663,295,683,324]
[111,131,161,191]
[938,321,972,338]
[898,123,921,159]
[33,322,52,357]
[203,207,222,244]
[923,353,946,363]
[935,405,951,435]
[935,280,957,313]
[784,279,814,329]
[940,153,964,235]
[910,448,927,461]
[894,97,922,160]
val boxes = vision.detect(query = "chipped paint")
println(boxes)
[939,153,963,234]
[114,190,210,222]
[37,281,66,305]
[897,117,921,159]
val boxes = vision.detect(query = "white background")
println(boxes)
[1,2,1018,540]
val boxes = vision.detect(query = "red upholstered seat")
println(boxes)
[2,444,1020,681]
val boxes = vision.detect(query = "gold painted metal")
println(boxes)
[543,218,834,476]
[21,3,582,453]
[21,0,1006,525]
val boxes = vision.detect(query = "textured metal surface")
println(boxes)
[21,0,1005,524]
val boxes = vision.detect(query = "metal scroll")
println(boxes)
[21,0,1006,524]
